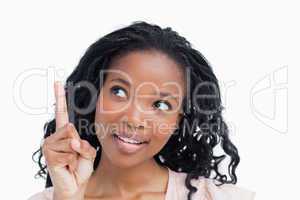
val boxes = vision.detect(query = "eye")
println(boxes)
[110,86,128,98]
[153,100,172,111]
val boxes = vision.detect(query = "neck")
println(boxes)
[86,151,169,198]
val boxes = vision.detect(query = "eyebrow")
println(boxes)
[111,78,131,86]
[110,78,179,103]
[157,91,179,103]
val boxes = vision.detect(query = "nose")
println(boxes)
[121,99,146,130]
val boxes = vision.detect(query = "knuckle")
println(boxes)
[66,154,75,162]
[82,140,92,149]
[46,156,55,165]
[57,154,70,164]
[42,146,48,155]
[43,148,53,157]
[65,124,76,137]
[91,149,97,159]
[56,156,64,164]
[44,152,55,165]
[55,125,63,133]
[66,123,74,130]
[81,140,88,147]
[81,140,96,156]
[42,138,50,146]
[64,123,71,131]
[41,142,49,155]
[42,150,49,158]
[66,138,73,146]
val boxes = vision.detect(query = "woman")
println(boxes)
[30,21,255,200]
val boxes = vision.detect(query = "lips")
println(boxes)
[113,134,144,145]
[112,131,149,144]
[112,132,149,155]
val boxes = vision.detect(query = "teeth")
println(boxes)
[116,135,143,144]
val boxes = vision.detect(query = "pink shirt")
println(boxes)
[28,167,255,200]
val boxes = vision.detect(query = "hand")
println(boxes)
[42,81,96,200]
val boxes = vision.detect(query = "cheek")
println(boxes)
[147,129,172,156]
[95,94,117,138]
[148,115,179,143]
[147,120,177,153]
[151,116,179,138]
[97,93,127,113]
[152,131,172,146]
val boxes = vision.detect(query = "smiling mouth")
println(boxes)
[112,133,149,145]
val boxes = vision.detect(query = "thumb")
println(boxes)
[70,139,96,161]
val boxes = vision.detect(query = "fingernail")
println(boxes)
[71,139,80,150]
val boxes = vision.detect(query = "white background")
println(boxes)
[0,0,298,199]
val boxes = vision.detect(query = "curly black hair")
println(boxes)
[32,21,240,200]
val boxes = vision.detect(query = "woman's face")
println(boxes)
[94,50,186,168]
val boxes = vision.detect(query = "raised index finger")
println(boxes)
[54,81,69,130]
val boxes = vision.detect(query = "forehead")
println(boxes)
[106,51,186,93]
